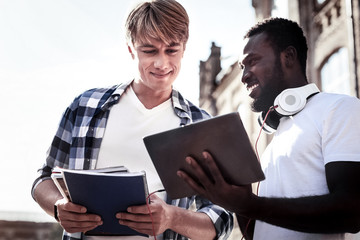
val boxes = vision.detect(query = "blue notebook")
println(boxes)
[62,169,148,236]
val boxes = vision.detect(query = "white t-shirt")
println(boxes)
[86,86,180,240]
[254,93,360,240]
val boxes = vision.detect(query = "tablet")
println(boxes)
[143,112,265,199]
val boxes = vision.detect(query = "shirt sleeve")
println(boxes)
[322,96,360,164]
[195,195,234,239]
[31,96,80,200]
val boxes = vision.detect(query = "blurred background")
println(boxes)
[0,0,359,239]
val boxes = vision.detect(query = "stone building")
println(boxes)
[297,0,360,97]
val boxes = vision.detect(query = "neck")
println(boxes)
[287,81,308,89]
[283,70,308,89]
[283,63,308,89]
[131,81,172,109]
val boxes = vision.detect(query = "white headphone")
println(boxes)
[274,83,320,116]
[259,83,320,134]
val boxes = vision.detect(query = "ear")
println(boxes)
[281,46,297,68]
[127,44,135,60]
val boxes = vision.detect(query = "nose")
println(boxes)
[154,53,169,70]
[241,69,250,84]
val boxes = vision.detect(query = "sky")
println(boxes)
[0,0,256,221]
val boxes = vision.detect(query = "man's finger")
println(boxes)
[177,169,206,195]
[201,151,227,185]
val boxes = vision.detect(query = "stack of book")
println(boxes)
[51,166,148,237]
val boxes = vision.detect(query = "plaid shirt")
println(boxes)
[32,80,233,240]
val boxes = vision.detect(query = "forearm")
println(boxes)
[168,205,216,240]
[33,179,63,217]
[245,193,360,234]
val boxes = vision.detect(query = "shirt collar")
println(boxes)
[109,80,193,125]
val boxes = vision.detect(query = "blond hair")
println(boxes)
[125,0,189,46]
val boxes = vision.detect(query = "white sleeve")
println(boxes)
[322,96,360,164]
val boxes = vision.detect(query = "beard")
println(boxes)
[251,85,278,112]
[251,58,284,112]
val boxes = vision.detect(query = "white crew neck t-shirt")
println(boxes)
[254,93,360,240]
[86,86,180,240]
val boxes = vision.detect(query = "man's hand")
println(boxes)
[55,198,103,234]
[116,194,171,236]
[177,151,254,214]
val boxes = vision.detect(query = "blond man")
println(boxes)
[31,1,233,240]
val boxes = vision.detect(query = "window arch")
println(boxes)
[320,47,350,95]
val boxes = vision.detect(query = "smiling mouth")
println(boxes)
[243,81,261,98]
[245,80,260,92]
[247,83,259,92]
[151,71,172,78]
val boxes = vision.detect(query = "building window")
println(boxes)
[320,47,350,95]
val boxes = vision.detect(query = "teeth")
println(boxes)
[247,83,259,92]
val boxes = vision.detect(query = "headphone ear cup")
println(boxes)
[258,110,282,134]
[274,89,306,116]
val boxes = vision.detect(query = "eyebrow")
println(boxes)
[241,53,256,64]
[138,42,181,48]
[167,42,181,47]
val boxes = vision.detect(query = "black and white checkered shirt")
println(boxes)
[32,80,233,240]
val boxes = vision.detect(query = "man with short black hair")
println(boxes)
[178,17,360,240]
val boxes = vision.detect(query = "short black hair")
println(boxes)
[244,17,308,77]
